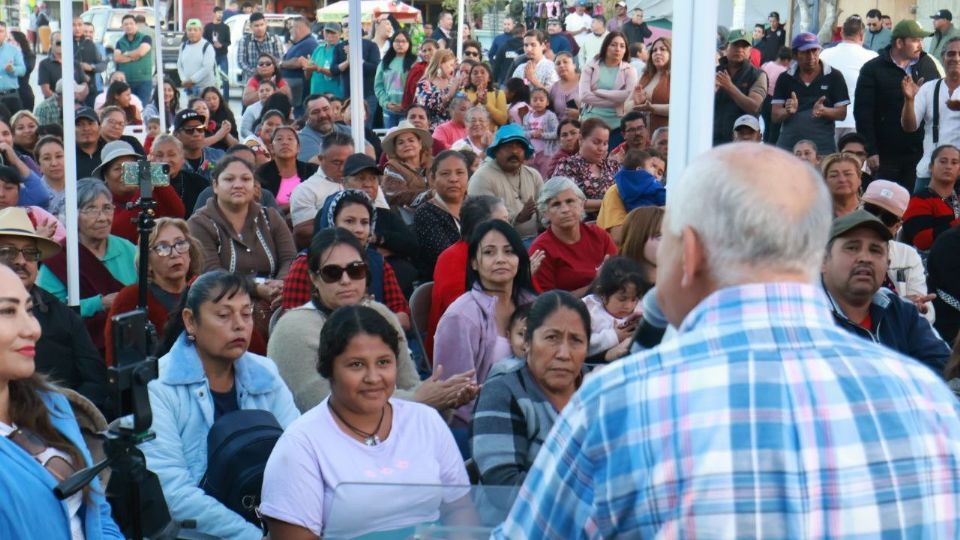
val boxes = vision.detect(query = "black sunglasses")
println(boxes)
[54,41,62,46]
[863,203,901,227]
[318,261,368,283]
[258,61,274,67]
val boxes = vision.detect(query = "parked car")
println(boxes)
[224,13,299,89]
[80,6,184,85]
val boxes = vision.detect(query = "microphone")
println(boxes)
[630,287,668,352]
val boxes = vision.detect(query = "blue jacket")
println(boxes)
[141,332,300,540]
[0,391,122,539]
[826,285,951,374]
[614,168,667,211]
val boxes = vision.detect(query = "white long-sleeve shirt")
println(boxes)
[583,293,643,357]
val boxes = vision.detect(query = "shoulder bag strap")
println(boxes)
[933,79,942,146]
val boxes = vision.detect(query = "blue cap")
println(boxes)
[791,32,821,51]
[487,124,535,159]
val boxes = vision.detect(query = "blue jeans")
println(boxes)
[383,110,404,129]
[364,93,378,130]
[215,55,230,100]
[127,80,153,108]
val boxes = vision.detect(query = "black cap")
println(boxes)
[931,9,953,21]
[174,109,204,131]
[75,107,99,123]
[342,153,380,177]
[769,11,780,19]
[0,165,22,186]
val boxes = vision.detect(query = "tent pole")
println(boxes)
[456,0,464,60]
[154,0,166,132]
[60,0,80,307]
[348,0,364,149]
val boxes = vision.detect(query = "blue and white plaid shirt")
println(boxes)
[494,282,960,539]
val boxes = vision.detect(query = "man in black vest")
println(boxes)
[714,30,767,146]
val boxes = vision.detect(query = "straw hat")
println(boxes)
[382,121,433,157]
[0,207,62,260]
[91,140,143,179]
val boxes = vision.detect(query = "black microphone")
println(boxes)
[630,287,669,352]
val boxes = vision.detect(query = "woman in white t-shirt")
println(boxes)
[261,304,471,538]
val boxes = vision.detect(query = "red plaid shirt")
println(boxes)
[281,255,411,318]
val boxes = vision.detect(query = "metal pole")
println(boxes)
[60,0,80,307]
[348,0,364,150]
[666,0,718,178]
[456,0,464,60]
[154,0,166,132]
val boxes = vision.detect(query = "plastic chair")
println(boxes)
[408,281,434,374]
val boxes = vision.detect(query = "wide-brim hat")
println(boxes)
[92,140,142,179]
[486,124,535,159]
[0,207,61,260]
[382,121,433,157]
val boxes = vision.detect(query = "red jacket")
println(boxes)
[401,61,427,109]
[111,186,186,244]
[426,240,468,362]
[902,188,960,250]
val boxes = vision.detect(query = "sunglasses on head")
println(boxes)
[317,261,367,283]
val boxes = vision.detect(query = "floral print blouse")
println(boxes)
[551,154,619,200]
[415,78,450,129]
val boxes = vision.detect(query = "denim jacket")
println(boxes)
[141,332,300,540]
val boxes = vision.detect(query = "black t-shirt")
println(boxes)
[211,383,239,420]
[36,57,85,90]
[203,22,232,58]
[772,62,850,153]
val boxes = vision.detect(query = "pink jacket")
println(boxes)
[578,59,639,118]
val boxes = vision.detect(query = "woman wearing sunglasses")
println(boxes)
[143,270,299,540]
[270,226,477,414]
[104,218,204,366]
[242,53,292,108]
[0,265,123,539]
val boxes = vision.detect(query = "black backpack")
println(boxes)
[200,409,283,526]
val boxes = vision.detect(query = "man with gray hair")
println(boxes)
[495,143,960,538]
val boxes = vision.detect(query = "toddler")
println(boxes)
[615,149,667,209]
[144,116,161,154]
[488,305,531,379]
[583,256,647,360]
[523,88,559,156]
[505,78,530,125]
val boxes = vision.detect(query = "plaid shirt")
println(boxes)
[237,32,285,80]
[34,94,62,126]
[281,254,410,317]
[495,282,960,539]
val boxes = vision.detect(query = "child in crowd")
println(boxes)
[488,304,531,379]
[505,77,530,125]
[523,88,559,173]
[583,256,647,361]
[614,149,667,209]
[144,116,161,154]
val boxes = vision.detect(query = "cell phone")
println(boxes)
[121,161,170,187]
[566,99,577,109]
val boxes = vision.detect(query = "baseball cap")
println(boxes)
[75,107,98,123]
[342,153,380,178]
[892,19,934,39]
[615,1,626,7]
[185,18,202,29]
[174,109,204,131]
[931,9,953,21]
[733,114,761,132]
[791,32,821,51]
[861,180,910,218]
[323,22,342,33]
[727,29,751,46]
[769,11,780,19]
[829,210,893,242]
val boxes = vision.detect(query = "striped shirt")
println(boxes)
[494,282,960,539]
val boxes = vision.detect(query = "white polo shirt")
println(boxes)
[912,78,960,178]
[289,170,389,227]
[819,42,877,129]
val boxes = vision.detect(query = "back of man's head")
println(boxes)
[664,143,831,287]
[842,16,865,39]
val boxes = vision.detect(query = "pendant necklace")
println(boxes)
[328,400,386,446]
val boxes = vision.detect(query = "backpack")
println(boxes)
[200,409,283,526]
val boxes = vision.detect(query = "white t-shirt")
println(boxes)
[564,12,592,35]
[289,170,390,226]
[0,421,84,540]
[512,57,560,91]
[819,42,877,128]
[259,398,470,538]
[912,78,960,178]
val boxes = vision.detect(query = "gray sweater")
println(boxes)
[177,39,218,89]
[267,299,421,412]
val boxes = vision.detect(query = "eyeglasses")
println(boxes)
[863,204,901,227]
[7,428,77,482]
[178,126,205,135]
[257,61,274,67]
[79,204,116,217]
[317,261,368,283]
[0,246,41,262]
[152,239,190,257]
[464,50,480,58]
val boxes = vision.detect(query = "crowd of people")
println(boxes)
[1,2,960,539]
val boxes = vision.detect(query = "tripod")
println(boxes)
[55,160,213,539]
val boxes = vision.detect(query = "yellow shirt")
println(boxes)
[596,185,628,231]
[464,88,509,127]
